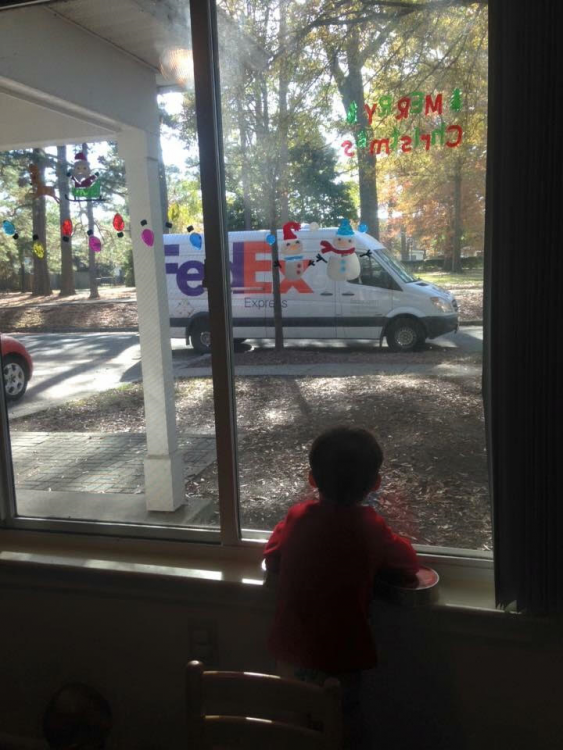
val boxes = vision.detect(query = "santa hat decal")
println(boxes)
[74,152,87,162]
[283,221,301,240]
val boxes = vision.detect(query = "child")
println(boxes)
[264,426,419,747]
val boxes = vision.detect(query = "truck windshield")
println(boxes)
[375,248,416,283]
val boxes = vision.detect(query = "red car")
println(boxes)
[1,335,33,402]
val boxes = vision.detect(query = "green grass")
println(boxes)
[416,269,483,288]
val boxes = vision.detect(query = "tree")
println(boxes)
[0,142,132,293]
[56,145,75,296]
[371,5,487,269]
[81,143,99,299]
[191,0,487,281]
[287,138,356,224]
[0,149,33,291]
[30,149,52,297]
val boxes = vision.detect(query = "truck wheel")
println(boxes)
[3,354,29,401]
[190,319,211,354]
[385,317,424,352]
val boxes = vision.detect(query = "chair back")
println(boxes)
[186,661,342,750]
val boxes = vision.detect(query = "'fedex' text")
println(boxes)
[165,241,314,297]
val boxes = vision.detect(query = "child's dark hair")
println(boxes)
[43,683,112,750]
[309,426,383,505]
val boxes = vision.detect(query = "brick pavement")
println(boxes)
[11,431,217,494]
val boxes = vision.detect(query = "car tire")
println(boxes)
[190,318,212,354]
[385,317,424,352]
[3,354,29,402]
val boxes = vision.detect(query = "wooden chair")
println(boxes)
[186,660,342,750]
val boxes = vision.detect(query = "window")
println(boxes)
[216,0,490,551]
[0,0,489,554]
[1,0,562,614]
[349,256,396,290]
[375,250,416,285]
[0,0,489,552]
[0,3,220,540]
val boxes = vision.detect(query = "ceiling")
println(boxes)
[0,0,268,88]
[49,0,190,84]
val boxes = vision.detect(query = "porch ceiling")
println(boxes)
[0,0,268,149]
[46,0,267,84]
[49,0,190,84]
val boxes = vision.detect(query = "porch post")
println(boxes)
[118,127,184,511]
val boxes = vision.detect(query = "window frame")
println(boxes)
[0,0,493,572]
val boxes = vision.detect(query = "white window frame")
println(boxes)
[0,0,493,586]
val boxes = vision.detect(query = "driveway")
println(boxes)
[6,327,482,418]
[6,333,202,419]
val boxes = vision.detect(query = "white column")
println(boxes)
[118,127,184,511]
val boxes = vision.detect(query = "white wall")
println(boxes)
[0,564,562,750]
[0,6,160,149]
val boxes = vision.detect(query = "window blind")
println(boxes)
[486,0,563,614]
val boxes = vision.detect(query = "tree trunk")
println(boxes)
[157,129,170,231]
[31,149,52,297]
[266,121,284,351]
[269,222,284,351]
[236,76,253,230]
[452,159,463,273]
[254,61,284,350]
[334,30,380,238]
[57,145,76,296]
[82,143,99,299]
[18,245,25,293]
[400,226,408,261]
[277,0,290,226]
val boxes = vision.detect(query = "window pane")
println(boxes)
[0,6,220,534]
[350,257,395,289]
[215,0,489,550]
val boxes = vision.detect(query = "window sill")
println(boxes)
[0,528,497,614]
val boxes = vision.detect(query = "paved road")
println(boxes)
[6,327,482,419]
[6,333,201,419]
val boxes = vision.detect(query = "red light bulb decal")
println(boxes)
[113,213,125,238]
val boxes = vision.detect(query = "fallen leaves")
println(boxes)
[11,366,491,550]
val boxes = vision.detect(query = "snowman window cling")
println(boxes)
[316,219,371,295]
[274,221,311,280]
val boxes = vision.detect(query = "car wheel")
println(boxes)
[3,354,29,401]
[190,319,212,354]
[385,317,424,352]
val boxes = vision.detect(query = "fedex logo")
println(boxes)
[165,241,314,297]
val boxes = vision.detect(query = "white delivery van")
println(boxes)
[164,226,458,353]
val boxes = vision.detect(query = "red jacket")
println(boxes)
[264,499,419,673]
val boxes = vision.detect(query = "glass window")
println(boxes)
[215,0,489,551]
[0,4,220,538]
[374,249,416,285]
[350,256,395,289]
[0,0,490,555]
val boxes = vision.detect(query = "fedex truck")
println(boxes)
[164,225,458,353]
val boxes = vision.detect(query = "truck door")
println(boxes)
[230,240,268,339]
[336,254,395,340]
[264,246,337,341]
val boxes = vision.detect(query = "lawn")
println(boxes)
[0,271,484,334]
[416,269,484,289]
